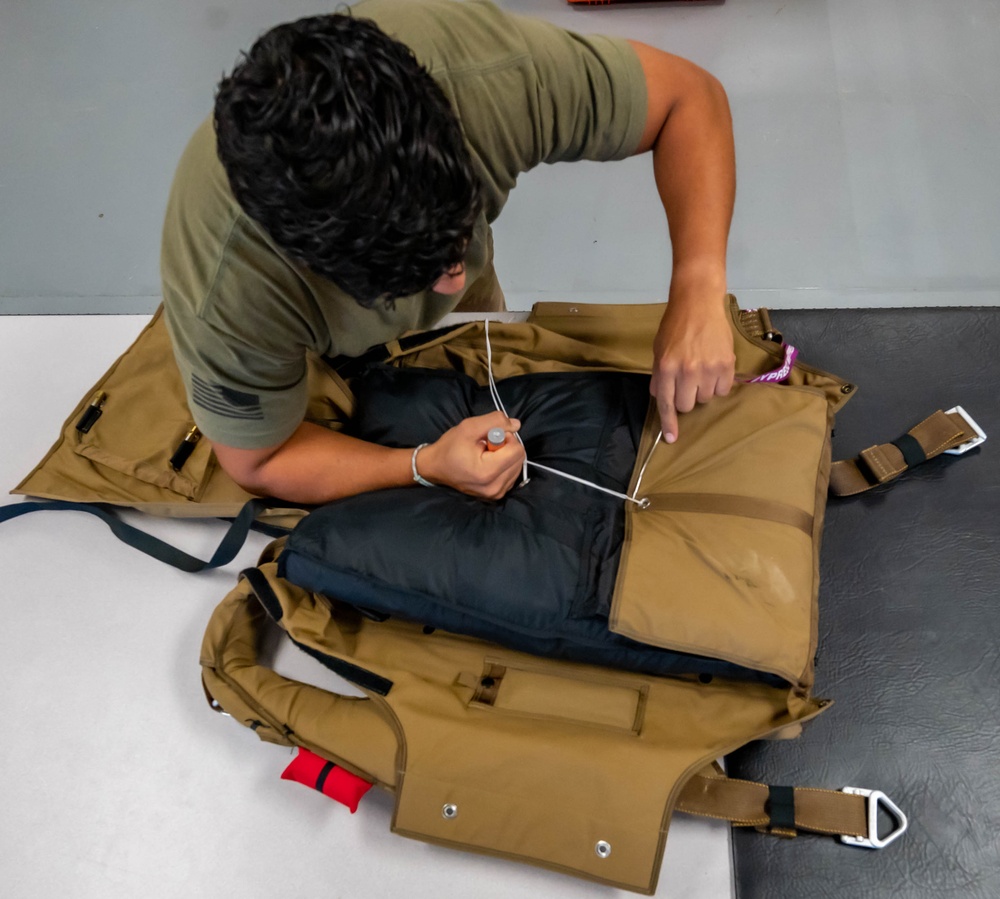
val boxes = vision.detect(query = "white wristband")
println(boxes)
[411,443,436,488]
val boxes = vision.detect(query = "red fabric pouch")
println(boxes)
[281,747,374,813]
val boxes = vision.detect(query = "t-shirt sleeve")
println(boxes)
[163,298,309,451]
[397,0,649,220]
[512,23,648,165]
[160,120,316,450]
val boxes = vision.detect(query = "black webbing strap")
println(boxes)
[0,498,293,573]
[241,566,394,696]
[315,761,336,793]
[766,784,797,834]
[891,433,927,468]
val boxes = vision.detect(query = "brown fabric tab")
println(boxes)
[830,409,975,496]
[738,308,767,340]
[676,772,868,838]
[860,443,907,483]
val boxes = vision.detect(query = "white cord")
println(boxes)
[485,319,530,485]
[483,320,649,507]
[630,431,662,505]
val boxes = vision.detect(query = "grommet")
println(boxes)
[442,804,458,820]
[595,840,612,859]
[840,384,855,395]
[637,497,651,510]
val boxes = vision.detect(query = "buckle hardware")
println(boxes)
[944,406,987,455]
[839,787,908,849]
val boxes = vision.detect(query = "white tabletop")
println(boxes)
[0,314,733,899]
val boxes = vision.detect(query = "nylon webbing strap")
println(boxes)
[0,498,292,572]
[829,409,977,496]
[644,493,814,536]
[767,784,797,834]
[676,771,868,839]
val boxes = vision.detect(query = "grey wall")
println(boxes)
[3,0,998,313]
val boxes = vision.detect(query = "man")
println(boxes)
[161,0,735,505]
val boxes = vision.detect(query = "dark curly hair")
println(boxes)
[213,14,482,307]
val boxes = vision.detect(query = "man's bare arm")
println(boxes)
[213,413,524,505]
[627,40,737,443]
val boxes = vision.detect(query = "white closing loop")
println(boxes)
[483,320,648,507]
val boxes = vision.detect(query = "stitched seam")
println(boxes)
[864,447,902,480]
[924,428,964,457]
[198,214,241,318]
[910,410,964,457]
[434,53,532,79]
[676,808,768,825]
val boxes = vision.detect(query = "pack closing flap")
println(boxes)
[611,382,834,688]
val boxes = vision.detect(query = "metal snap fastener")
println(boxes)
[595,840,612,858]
[442,803,458,819]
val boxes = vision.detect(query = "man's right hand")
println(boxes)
[212,412,524,505]
[417,411,524,500]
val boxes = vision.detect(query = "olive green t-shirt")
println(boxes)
[160,0,647,449]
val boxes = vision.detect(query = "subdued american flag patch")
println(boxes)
[191,374,264,420]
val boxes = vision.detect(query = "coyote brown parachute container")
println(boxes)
[12,299,972,891]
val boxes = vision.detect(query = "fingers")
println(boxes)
[420,412,525,500]
[476,410,520,436]
[652,360,735,444]
[654,376,680,445]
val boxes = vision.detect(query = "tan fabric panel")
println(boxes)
[474,664,646,733]
[199,565,400,787]
[13,307,350,520]
[13,297,850,525]
[14,308,250,514]
[612,384,832,687]
[202,561,828,894]
[525,297,856,412]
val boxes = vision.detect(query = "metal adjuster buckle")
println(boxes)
[944,406,987,455]
[839,787,908,849]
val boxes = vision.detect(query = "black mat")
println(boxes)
[728,308,1000,899]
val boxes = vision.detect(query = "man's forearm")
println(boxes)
[212,413,526,504]
[627,41,737,442]
[652,72,735,298]
[218,420,415,504]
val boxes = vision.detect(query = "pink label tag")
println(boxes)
[741,344,798,384]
